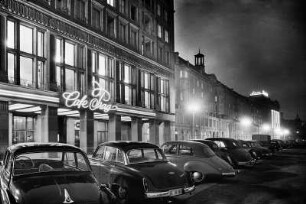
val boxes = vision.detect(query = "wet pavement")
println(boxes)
[176,147,306,204]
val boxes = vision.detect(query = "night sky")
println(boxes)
[175,0,306,121]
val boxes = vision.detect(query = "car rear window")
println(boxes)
[13,151,90,176]
[200,147,215,157]
[127,148,165,164]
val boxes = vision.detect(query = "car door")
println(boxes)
[162,143,179,164]
[176,144,194,170]
[91,145,116,185]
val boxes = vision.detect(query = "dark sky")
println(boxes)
[174,0,306,121]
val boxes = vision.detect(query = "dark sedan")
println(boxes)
[0,143,115,204]
[161,141,236,180]
[90,141,198,204]
[245,141,273,158]
[206,138,256,168]
[191,139,234,166]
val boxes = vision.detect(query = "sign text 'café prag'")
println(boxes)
[62,82,118,113]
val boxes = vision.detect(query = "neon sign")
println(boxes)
[62,81,118,112]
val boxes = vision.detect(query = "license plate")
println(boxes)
[169,188,182,196]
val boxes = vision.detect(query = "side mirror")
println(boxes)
[0,161,3,166]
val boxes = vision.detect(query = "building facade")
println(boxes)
[174,51,281,141]
[0,0,175,154]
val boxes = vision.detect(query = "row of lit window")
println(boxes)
[4,19,170,112]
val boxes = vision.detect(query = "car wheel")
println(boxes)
[112,179,129,204]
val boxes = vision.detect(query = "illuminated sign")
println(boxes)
[250,90,269,97]
[62,81,118,112]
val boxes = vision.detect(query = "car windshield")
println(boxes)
[13,151,90,176]
[127,148,166,164]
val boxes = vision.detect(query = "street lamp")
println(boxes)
[239,117,252,140]
[187,101,200,139]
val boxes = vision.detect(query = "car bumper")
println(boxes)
[237,159,256,167]
[145,185,195,199]
[222,171,236,177]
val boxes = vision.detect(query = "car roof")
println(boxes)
[163,140,210,148]
[7,142,82,155]
[207,138,236,141]
[191,139,218,146]
[98,141,159,151]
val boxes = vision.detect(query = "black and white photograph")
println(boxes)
[0,0,305,203]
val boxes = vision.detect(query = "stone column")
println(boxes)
[131,117,143,141]
[0,101,9,158]
[80,110,94,154]
[41,106,58,143]
[109,114,121,141]
[163,121,172,143]
[149,120,160,145]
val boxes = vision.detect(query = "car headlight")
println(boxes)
[142,178,149,192]
[191,171,204,183]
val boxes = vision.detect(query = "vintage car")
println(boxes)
[206,138,256,168]
[161,141,236,180]
[90,141,199,204]
[244,140,273,158]
[236,140,259,159]
[0,143,116,204]
[191,139,234,166]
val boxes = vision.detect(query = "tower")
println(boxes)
[194,50,205,73]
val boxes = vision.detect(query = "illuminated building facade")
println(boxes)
[174,52,281,141]
[0,0,175,153]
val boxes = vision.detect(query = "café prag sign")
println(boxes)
[62,81,118,112]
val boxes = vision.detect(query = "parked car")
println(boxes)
[191,139,234,166]
[161,141,236,180]
[0,143,116,204]
[246,140,273,158]
[236,140,259,159]
[90,141,199,204]
[206,138,256,168]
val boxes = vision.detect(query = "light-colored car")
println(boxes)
[161,141,236,181]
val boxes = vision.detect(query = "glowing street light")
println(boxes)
[187,101,201,139]
[240,117,252,127]
[261,124,271,132]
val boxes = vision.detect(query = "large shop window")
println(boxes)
[55,39,85,92]
[13,116,35,144]
[92,51,115,97]
[141,71,155,109]
[6,20,46,89]
[158,78,169,112]
[119,63,136,105]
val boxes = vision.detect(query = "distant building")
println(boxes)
[0,0,175,153]
[174,51,281,141]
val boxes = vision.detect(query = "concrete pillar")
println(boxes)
[109,114,121,141]
[163,121,171,143]
[0,101,9,158]
[131,117,142,141]
[41,106,58,143]
[149,120,160,145]
[80,110,94,154]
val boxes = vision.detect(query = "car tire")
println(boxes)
[112,178,129,204]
